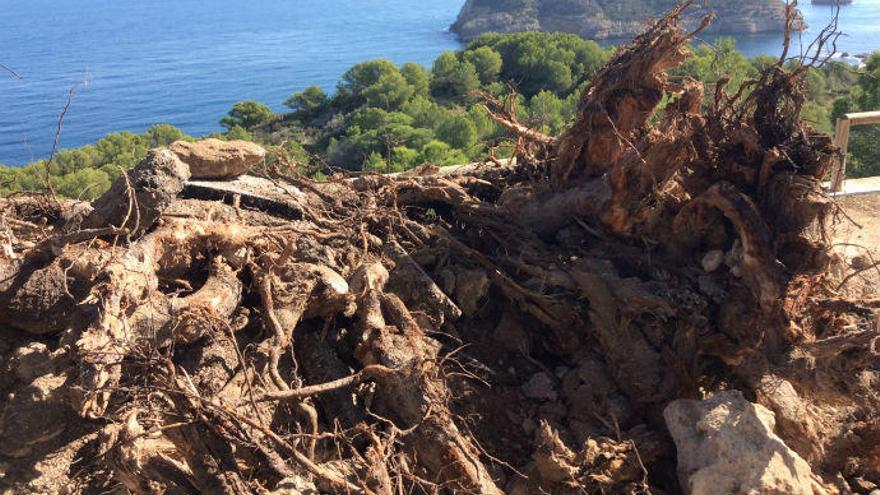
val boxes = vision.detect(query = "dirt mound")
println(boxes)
[1,4,878,495]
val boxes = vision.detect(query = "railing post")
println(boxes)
[831,117,851,193]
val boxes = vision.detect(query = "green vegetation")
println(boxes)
[828,53,880,177]
[220,101,275,131]
[3,34,879,199]
[1,124,190,200]
[259,32,612,174]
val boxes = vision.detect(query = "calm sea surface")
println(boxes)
[1,0,878,165]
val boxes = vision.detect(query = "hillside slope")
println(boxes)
[451,0,804,40]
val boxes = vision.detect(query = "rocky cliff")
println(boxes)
[451,0,804,40]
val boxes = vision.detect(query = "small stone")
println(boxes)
[522,372,557,401]
[10,343,51,382]
[169,138,266,179]
[451,267,490,316]
[701,250,724,272]
[575,357,614,395]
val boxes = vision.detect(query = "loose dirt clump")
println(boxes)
[1,4,878,494]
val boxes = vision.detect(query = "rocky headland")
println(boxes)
[451,0,806,40]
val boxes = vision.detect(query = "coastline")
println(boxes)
[2,0,878,166]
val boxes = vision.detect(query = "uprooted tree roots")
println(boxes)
[1,6,878,495]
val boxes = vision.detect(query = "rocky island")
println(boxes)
[451,0,805,40]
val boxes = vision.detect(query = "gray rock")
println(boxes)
[664,390,832,495]
[450,0,804,41]
[522,372,557,402]
[450,266,490,316]
[701,249,724,272]
[82,148,190,238]
[169,138,266,179]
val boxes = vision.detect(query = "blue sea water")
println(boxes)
[706,0,880,60]
[1,0,879,166]
[0,0,464,165]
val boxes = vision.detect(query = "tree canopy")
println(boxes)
[5,33,878,200]
[220,101,275,130]
[1,124,191,199]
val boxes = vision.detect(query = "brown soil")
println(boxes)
[833,193,880,298]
